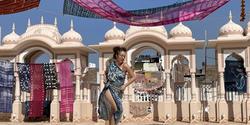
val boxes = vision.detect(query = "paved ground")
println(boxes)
[0,122,247,125]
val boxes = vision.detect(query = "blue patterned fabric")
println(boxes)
[25,101,30,117]
[0,87,13,113]
[0,61,14,87]
[17,63,31,92]
[0,61,14,113]
[225,60,247,92]
[98,61,125,125]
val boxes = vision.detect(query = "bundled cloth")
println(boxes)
[57,61,73,114]
[0,61,14,113]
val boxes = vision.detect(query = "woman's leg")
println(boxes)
[105,89,118,125]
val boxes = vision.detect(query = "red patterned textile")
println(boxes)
[57,61,73,114]
[0,0,40,15]
[29,64,45,117]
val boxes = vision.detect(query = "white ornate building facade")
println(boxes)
[1,11,250,124]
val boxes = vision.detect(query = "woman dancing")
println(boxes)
[98,46,136,125]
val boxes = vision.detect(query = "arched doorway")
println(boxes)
[171,55,191,121]
[19,47,53,122]
[128,44,165,119]
[224,53,246,122]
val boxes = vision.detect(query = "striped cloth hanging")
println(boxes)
[0,61,14,113]
[57,61,74,114]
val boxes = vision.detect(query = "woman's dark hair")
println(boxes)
[113,46,127,59]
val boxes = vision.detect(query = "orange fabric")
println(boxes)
[0,0,40,15]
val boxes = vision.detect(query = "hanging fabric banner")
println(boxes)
[29,64,45,117]
[0,61,14,113]
[43,63,58,90]
[0,61,14,87]
[224,60,247,93]
[63,0,231,26]
[57,61,73,114]
[17,63,31,93]
[0,0,40,15]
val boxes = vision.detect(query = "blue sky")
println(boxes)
[0,0,248,69]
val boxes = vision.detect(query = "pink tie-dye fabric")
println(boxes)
[71,0,230,26]
[57,61,74,114]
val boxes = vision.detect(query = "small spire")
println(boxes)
[28,18,31,27]
[179,22,183,25]
[113,22,116,28]
[54,17,57,26]
[41,16,44,24]
[70,19,73,30]
[229,10,232,21]
[12,23,15,32]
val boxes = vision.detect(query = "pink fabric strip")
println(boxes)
[72,0,230,26]
[29,64,45,117]
[57,61,73,114]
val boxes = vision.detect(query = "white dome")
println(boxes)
[219,11,243,37]
[104,22,125,41]
[125,25,167,38]
[20,17,62,44]
[3,24,20,44]
[62,20,82,42]
[170,22,192,39]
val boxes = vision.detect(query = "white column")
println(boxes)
[99,53,104,91]
[12,67,22,122]
[191,72,196,101]
[219,72,225,100]
[14,72,20,102]
[166,71,172,101]
[246,71,250,123]
[50,58,60,123]
[73,53,82,122]
[75,75,81,100]
[247,72,250,100]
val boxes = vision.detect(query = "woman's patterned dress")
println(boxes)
[98,61,125,125]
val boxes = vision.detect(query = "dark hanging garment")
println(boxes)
[17,63,31,93]
[29,64,45,117]
[0,61,14,113]
[225,60,247,93]
[43,63,58,89]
